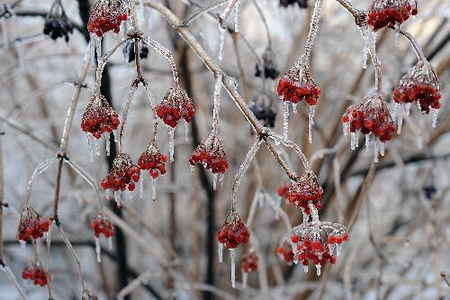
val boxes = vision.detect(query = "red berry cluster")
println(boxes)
[156,84,195,128]
[393,61,442,114]
[240,252,259,273]
[277,183,291,199]
[292,235,336,267]
[342,96,396,142]
[217,212,250,249]
[277,63,321,106]
[91,216,114,238]
[190,134,228,174]
[368,0,418,31]
[22,263,51,286]
[276,242,294,264]
[17,207,51,242]
[81,93,120,139]
[287,171,323,214]
[101,153,140,192]
[87,0,128,37]
[328,232,350,244]
[138,142,168,180]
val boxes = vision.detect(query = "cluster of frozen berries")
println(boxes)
[101,153,140,192]
[393,61,442,114]
[286,171,323,214]
[327,232,350,245]
[240,252,259,273]
[43,2,73,42]
[22,263,51,287]
[342,97,396,142]
[217,212,250,249]
[17,208,51,242]
[277,64,321,106]
[367,0,418,31]
[156,84,195,128]
[138,143,168,179]
[91,216,114,238]
[87,0,128,37]
[81,93,120,139]
[190,134,228,174]
[255,49,280,80]
[276,242,294,264]
[291,235,337,268]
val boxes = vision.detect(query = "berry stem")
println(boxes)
[142,37,179,84]
[118,84,139,153]
[301,0,323,62]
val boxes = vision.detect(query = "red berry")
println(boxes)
[368,0,418,31]
[287,171,323,214]
[88,0,128,37]
[240,252,259,273]
[156,84,195,128]
[216,212,250,249]
[81,93,120,139]
[138,142,168,180]
[190,133,228,176]
[101,153,140,193]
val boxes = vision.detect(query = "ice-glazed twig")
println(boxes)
[118,84,139,152]
[0,264,27,299]
[117,269,162,300]
[57,223,87,291]
[301,0,323,62]
[231,136,262,211]
[267,130,311,171]
[24,156,58,206]
[182,0,230,26]
[142,37,179,83]
[212,73,223,136]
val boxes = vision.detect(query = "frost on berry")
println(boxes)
[249,94,277,128]
[287,171,323,214]
[367,0,418,31]
[100,153,140,193]
[255,48,280,80]
[290,220,349,275]
[277,63,321,106]
[87,0,128,37]
[81,93,120,139]
[240,251,259,273]
[156,84,195,128]
[276,241,294,265]
[138,142,168,180]
[189,133,229,175]
[217,211,250,249]
[393,60,441,115]
[17,206,51,242]
[342,93,395,158]
[43,0,73,42]
[22,259,51,287]
[91,215,114,238]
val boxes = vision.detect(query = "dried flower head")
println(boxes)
[43,0,74,42]
[277,63,321,106]
[393,60,441,114]
[255,48,280,80]
[368,0,418,31]
[249,94,277,128]
[156,84,195,128]
[101,153,140,192]
[81,93,120,139]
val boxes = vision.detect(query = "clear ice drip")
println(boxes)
[308,106,315,144]
[218,25,226,61]
[283,101,290,140]
[95,237,101,263]
[168,128,175,162]
[218,242,224,263]
[230,249,236,288]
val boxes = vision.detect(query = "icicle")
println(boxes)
[95,237,101,263]
[303,265,309,273]
[373,140,379,162]
[184,121,189,141]
[190,164,195,172]
[20,240,26,251]
[113,129,119,143]
[89,33,102,66]
[212,173,218,191]
[218,242,224,263]
[218,173,225,187]
[380,142,385,157]
[394,24,400,47]
[234,1,241,33]
[397,106,404,135]
[292,103,298,114]
[105,189,112,201]
[359,26,376,69]
[316,264,322,276]
[432,109,439,128]
[114,191,122,207]
[168,128,175,162]
[139,175,144,199]
[105,134,110,156]
[139,0,145,25]
[258,192,264,208]
[365,134,370,152]
[392,103,398,120]
[108,237,113,250]
[350,132,357,150]
[405,103,412,116]
[94,137,100,156]
[242,272,248,288]
[230,249,236,288]
[308,106,315,144]
[336,244,342,257]
[283,101,290,139]
[218,25,226,61]
[151,178,157,201]
[343,122,349,136]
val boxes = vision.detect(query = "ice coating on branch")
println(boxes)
[234,1,241,33]
[218,25,226,61]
